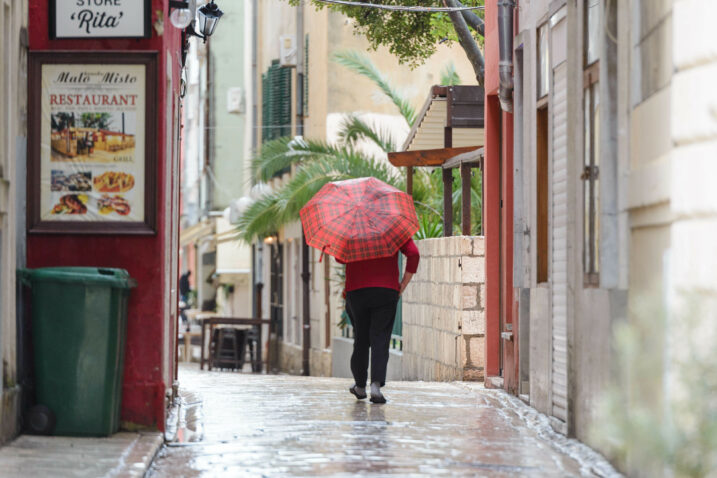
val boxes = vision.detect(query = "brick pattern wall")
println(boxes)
[401,236,486,381]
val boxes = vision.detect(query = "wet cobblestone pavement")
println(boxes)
[148,364,620,477]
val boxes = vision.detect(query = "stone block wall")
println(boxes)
[401,236,486,381]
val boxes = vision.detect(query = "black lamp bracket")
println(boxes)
[185,24,206,42]
[169,1,189,9]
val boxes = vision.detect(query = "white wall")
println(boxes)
[0,0,27,444]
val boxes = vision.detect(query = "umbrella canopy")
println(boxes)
[299,177,419,263]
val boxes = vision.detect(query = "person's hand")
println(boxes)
[399,272,414,296]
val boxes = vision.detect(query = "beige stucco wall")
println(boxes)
[256,3,479,377]
[401,236,485,382]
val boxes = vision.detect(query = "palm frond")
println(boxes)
[251,137,297,182]
[415,213,443,239]
[277,160,349,222]
[336,114,397,153]
[332,147,401,187]
[235,193,283,242]
[332,50,417,127]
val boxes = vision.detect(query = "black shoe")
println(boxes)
[369,391,386,404]
[349,385,367,400]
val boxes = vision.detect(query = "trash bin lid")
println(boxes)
[19,267,137,288]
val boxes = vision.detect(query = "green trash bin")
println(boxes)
[19,267,137,436]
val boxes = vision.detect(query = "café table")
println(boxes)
[199,316,272,372]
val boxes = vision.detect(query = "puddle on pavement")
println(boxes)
[165,388,205,444]
[148,365,620,477]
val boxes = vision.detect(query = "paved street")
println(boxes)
[149,364,620,477]
[0,431,162,478]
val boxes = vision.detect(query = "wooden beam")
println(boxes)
[443,169,454,237]
[443,126,454,237]
[461,163,472,236]
[442,147,484,169]
[406,166,413,196]
[388,146,478,167]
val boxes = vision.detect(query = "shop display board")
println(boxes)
[28,51,157,234]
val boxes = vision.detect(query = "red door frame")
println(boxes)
[484,94,502,379]
[483,0,517,390]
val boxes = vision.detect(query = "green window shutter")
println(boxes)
[263,60,292,142]
[263,61,292,176]
[270,61,280,141]
[278,65,292,138]
[304,34,309,117]
[262,73,269,143]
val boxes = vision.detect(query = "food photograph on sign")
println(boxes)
[40,63,145,222]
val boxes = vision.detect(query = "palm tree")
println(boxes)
[237,50,481,242]
[237,135,400,240]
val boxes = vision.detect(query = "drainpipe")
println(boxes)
[498,0,515,113]
[297,0,311,377]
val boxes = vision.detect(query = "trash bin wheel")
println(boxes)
[26,404,56,435]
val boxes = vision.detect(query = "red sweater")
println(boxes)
[341,239,420,292]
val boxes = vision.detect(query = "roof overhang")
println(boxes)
[388,146,479,167]
[402,85,485,152]
[441,147,484,169]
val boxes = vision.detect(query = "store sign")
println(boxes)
[28,52,157,234]
[50,0,151,39]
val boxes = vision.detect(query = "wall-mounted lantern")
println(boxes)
[169,0,223,43]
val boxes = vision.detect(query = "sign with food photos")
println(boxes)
[29,52,157,234]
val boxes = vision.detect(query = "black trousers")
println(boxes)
[346,287,399,387]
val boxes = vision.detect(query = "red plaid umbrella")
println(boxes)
[299,177,419,263]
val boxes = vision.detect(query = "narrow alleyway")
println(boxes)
[149,364,620,477]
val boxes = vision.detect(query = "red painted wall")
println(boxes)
[28,1,181,430]
[483,0,516,387]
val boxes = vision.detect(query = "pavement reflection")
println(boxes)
[148,364,619,477]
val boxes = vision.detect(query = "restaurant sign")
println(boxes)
[28,52,157,234]
[50,0,151,39]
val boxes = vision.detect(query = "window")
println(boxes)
[584,0,600,67]
[537,23,550,99]
[536,106,549,283]
[582,0,600,286]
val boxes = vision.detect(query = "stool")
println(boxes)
[211,328,246,370]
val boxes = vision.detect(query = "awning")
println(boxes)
[215,217,251,278]
[180,220,214,247]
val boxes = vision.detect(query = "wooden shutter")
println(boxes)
[551,63,569,425]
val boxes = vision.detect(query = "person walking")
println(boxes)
[342,238,419,404]
[179,270,191,303]
[299,177,421,404]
